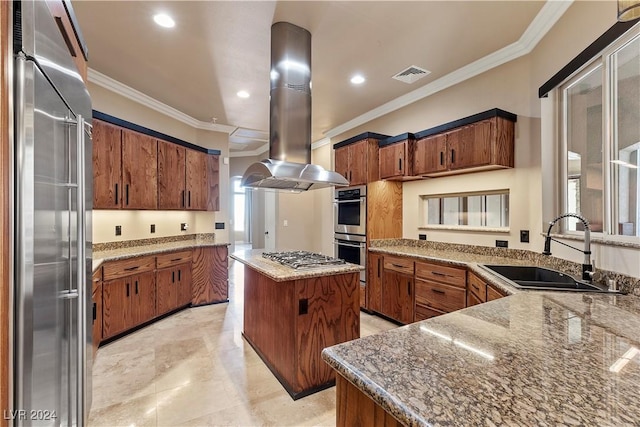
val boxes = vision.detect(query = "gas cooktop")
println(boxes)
[262,250,346,269]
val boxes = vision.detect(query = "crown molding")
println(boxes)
[324,0,573,139]
[88,68,237,134]
[312,137,331,150]
[228,144,269,158]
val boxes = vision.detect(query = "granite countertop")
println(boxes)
[92,239,229,272]
[230,249,363,282]
[323,291,640,426]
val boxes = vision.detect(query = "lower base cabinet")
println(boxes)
[91,269,102,356]
[157,263,192,315]
[192,246,228,305]
[336,374,403,427]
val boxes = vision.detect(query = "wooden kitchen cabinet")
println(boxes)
[156,250,193,315]
[466,272,487,307]
[157,140,187,209]
[414,261,466,321]
[45,0,88,83]
[333,133,388,186]
[122,129,157,209]
[185,150,220,211]
[191,246,228,305]
[487,283,507,301]
[379,134,415,180]
[101,255,156,339]
[91,268,103,355]
[413,113,515,178]
[93,120,123,209]
[367,252,383,312]
[381,256,414,324]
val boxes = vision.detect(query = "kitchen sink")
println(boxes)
[479,265,609,292]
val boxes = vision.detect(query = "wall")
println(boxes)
[89,82,231,244]
[328,1,640,279]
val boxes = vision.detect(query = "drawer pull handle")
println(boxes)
[432,271,446,276]
[431,289,446,295]
[472,284,480,291]
[124,266,139,271]
[171,258,182,262]
[392,263,405,268]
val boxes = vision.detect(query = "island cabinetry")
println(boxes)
[156,251,193,315]
[466,272,488,307]
[242,266,359,399]
[381,256,414,324]
[336,374,403,427]
[191,246,228,305]
[413,114,515,177]
[367,253,383,313]
[102,255,156,339]
[414,261,466,321]
[91,268,103,355]
[379,134,416,180]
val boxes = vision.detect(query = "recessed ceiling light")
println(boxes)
[237,90,250,99]
[350,74,365,85]
[153,13,175,28]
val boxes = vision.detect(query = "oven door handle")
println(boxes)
[334,199,364,203]
[334,240,365,248]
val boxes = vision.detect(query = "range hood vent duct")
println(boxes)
[241,22,349,191]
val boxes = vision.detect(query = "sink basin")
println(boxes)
[480,265,608,292]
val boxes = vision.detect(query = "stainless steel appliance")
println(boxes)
[12,1,93,425]
[262,250,346,269]
[334,185,366,236]
[333,234,366,284]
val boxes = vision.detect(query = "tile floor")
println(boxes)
[88,258,397,426]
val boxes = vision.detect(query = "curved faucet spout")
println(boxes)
[542,213,593,281]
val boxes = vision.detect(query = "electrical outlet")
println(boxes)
[419,234,427,240]
[150,224,156,233]
[115,225,122,236]
[180,223,188,231]
[283,220,288,227]
[215,222,225,230]
[495,240,508,248]
[520,230,529,243]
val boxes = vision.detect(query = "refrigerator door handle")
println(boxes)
[75,114,87,425]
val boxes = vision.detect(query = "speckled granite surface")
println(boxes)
[323,291,640,426]
[92,233,228,271]
[230,249,363,282]
[371,239,640,295]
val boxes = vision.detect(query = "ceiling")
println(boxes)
[73,1,550,154]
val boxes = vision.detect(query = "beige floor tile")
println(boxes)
[88,393,158,427]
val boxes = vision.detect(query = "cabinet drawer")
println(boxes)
[415,304,445,321]
[467,273,487,302]
[415,279,466,313]
[103,255,156,280]
[415,261,465,287]
[383,256,414,275]
[156,250,193,269]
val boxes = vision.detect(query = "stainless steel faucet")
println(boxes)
[542,213,594,281]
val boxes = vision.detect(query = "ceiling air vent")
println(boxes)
[392,65,431,84]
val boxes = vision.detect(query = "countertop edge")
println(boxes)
[92,242,230,266]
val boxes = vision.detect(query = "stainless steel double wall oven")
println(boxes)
[334,186,366,284]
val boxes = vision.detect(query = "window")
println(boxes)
[559,28,640,238]
[232,177,246,232]
[421,191,509,229]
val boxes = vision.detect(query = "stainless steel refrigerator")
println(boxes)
[12,0,93,425]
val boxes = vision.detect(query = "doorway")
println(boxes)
[231,176,251,250]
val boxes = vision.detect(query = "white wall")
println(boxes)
[89,82,231,244]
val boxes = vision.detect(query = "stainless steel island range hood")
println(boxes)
[241,22,349,191]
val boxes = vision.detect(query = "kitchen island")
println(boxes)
[231,249,363,399]
[322,291,640,426]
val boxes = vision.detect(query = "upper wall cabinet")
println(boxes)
[333,132,389,186]
[412,109,516,178]
[93,119,157,209]
[379,133,420,181]
[93,117,220,211]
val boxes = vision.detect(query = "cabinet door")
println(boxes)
[334,146,350,182]
[447,120,492,170]
[156,267,178,316]
[382,271,414,324]
[91,283,102,354]
[102,278,132,339]
[206,154,220,211]
[92,120,122,209]
[414,134,447,175]
[367,253,382,312]
[176,263,192,307]
[379,143,406,179]
[122,129,158,209]
[487,284,506,301]
[466,291,483,307]
[348,141,368,186]
[157,140,186,209]
[131,271,156,326]
[191,246,228,305]
[185,149,208,210]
